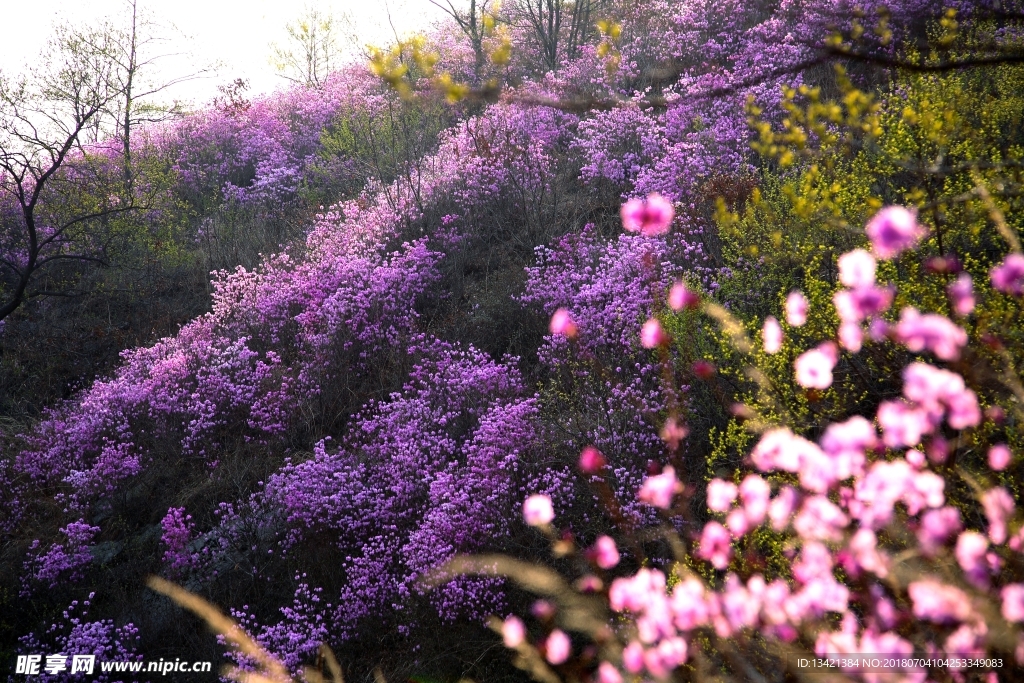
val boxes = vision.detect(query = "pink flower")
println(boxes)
[989,443,1012,471]
[833,287,893,324]
[955,531,990,586]
[638,466,681,508]
[502,616,526,647]
[838,249,876,288]
[848,529,889,578]
[725,508,749,536]
[593,535,620,569]
[621,193,674,236]
[918,506,962,555]
[640,318,668,348]
[1002,584,1024,622]
[707,479,738,512]
[739,475,771,526]
[865,206,925,259]
[762,316,783,353]
[659,417,688,450]
[982,487,1015,544]
[876,400,933,448]
[697,521,732,569]
[545,629,571,664]
[991,253,1024,295]
[597,662,623,683]
[908,580,973,623]
[794,342,838,389]
[894,307,968,360]
[793,541,833,584]
[819,416,876,480]
[523,494,554,526]
[769,486,798,532]
[793,495,848,541]
[622,641,644,673]
[948,273,975,316]
[837,322,863,352]
[549,308,578,338]
[785,291,808,326]
[668,281,700,310]
[578,446,606,473]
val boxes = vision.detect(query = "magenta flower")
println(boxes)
[578,446,606,473]
[597,661,623,683]
[593,535,620,569]
[988,444,1012,471]
[785,290,808,326]
[706,479,738,512]
[502,616,526,647]
[549,308,578,338]
[1002,585,1024,622]
[837,249,876,288]
[668,281,700,310]
[638,466,680,508]
[762,316,783,353]
[697,521,732,569]
[947,273,975,316]
[794,342,838,389]
[864,206,925,259]
[640,318,668,348]
[545,629,571,665]
[620,193,675,236]
[990,253,1024,295]
[622,641,644,673]
[523,494,554,526]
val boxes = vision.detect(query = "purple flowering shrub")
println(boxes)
[16,594,140,683]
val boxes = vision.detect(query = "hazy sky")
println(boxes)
[1,0,449,106]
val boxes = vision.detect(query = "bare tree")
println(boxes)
[271,7,350,88]
[512,0,607,72]
[429,0,496,82]
[0,26,128,322]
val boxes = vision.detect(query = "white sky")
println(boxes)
[1,0,450,106]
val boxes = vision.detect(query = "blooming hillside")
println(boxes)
[2,1,1024,682]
